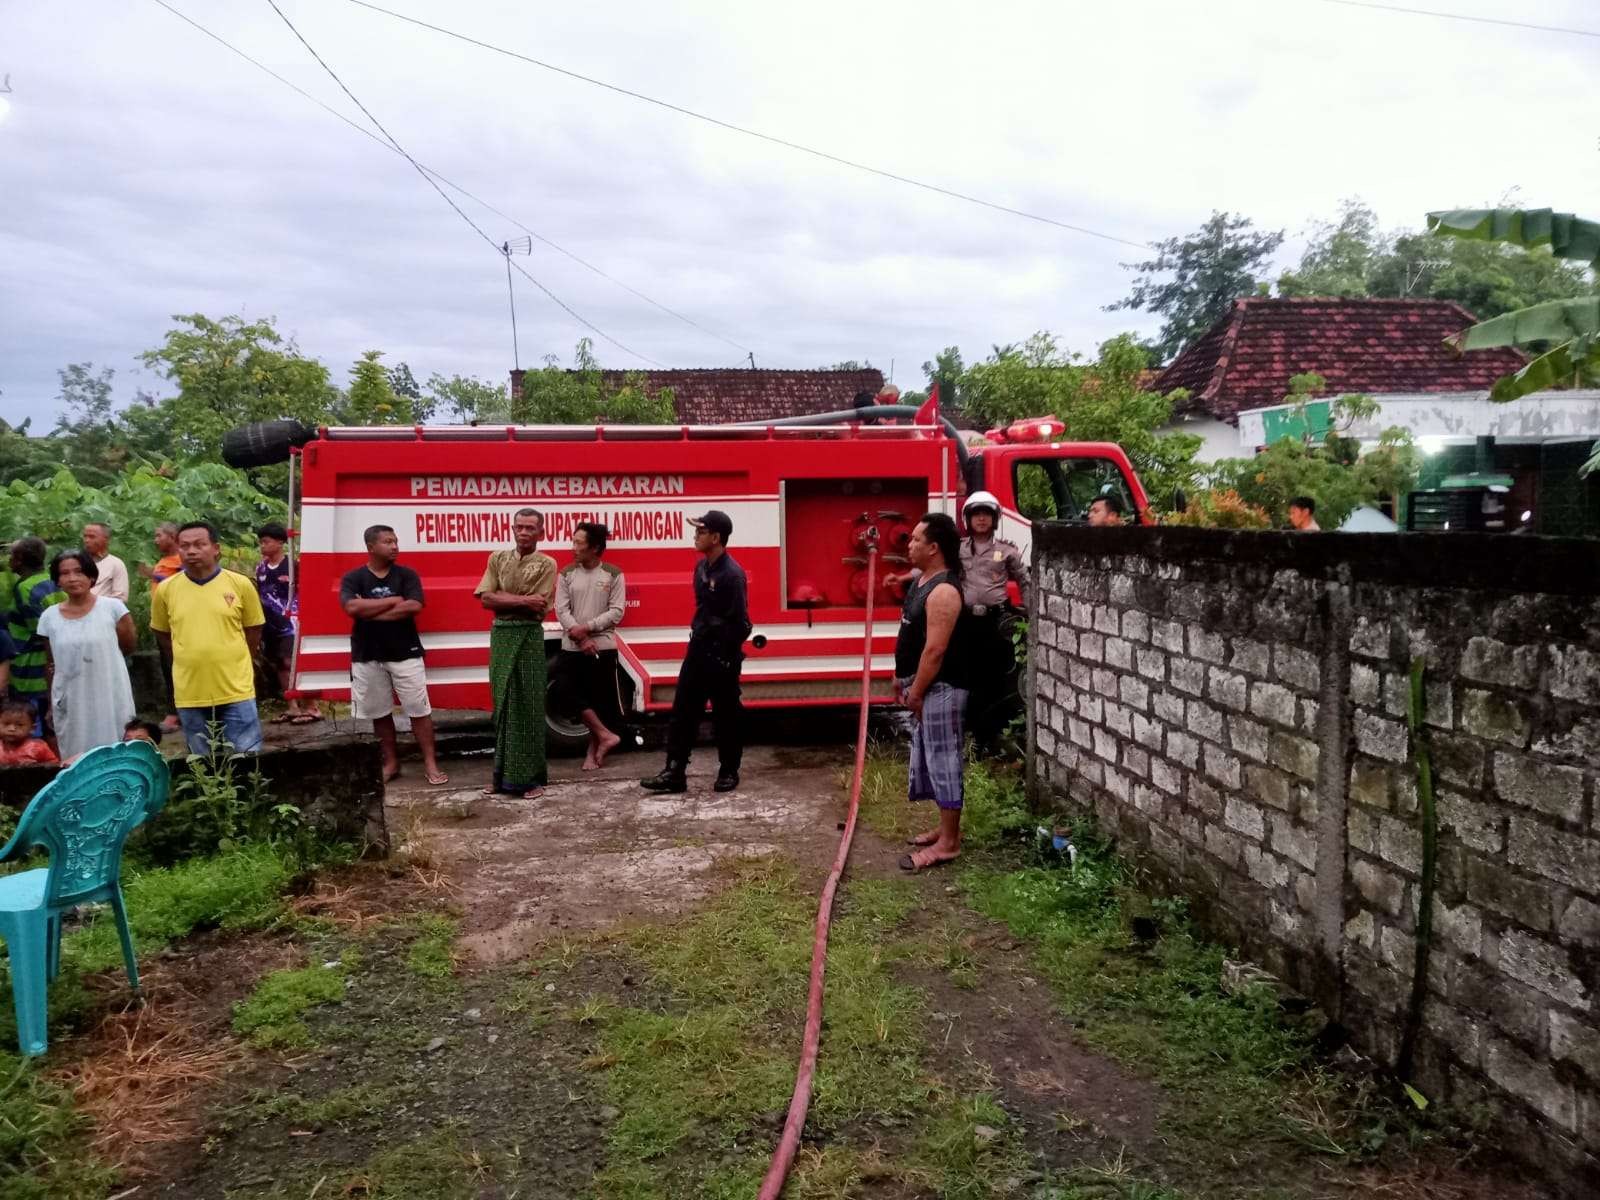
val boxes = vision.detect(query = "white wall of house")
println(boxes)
[1236,390,1600,449]
[1160,413,1240,463]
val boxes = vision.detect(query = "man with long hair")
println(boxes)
[896,512,972,872]
[552,522,627,770]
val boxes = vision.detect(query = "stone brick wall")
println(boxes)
[1028,526,1600,1192]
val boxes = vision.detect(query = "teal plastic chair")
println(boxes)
[0,740,169,1056]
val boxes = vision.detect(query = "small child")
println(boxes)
[123,719,164,745]
[0,699,59,766]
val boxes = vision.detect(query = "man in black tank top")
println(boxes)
[895,512,971,872]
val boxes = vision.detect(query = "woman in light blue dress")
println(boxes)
[37,548,137,761]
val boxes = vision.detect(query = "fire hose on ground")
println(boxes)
[757,530,880,1199]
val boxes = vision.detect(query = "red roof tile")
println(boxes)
[510,368,886,424]
[1148,298,1526,422]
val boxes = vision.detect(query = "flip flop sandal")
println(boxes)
[427,772,450,786]
[899,850,958,873]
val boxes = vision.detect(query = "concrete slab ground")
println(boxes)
[384,744,854,963]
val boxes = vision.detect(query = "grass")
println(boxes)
[232,959,348,1049]
[63,842,291,974]
[582,857,1032,1199]
[243,1081,418,1128]
[0,1054,118,1200]
[404,914,459,983]
[0,839,305,1198]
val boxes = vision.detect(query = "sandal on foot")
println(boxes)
[426,771,450,786]
[899,848,959,873]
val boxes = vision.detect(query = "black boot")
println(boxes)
[714,767,739,792]
[641,761,688,793]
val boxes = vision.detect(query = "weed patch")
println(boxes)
[232,960,346,1049]
[404,914,458,983]
[591,861,937,1197]
[0,1054,117,1200]
[63,842,290,974]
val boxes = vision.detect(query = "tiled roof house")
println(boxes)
[509,367,886,424]
[1149,297,1526,423]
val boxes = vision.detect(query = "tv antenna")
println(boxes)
[501,236,532,370]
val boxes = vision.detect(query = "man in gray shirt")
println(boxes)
[551,522,627,770]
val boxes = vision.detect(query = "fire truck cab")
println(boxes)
[288,412,1150,746]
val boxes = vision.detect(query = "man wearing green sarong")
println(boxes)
[475,508,558,799]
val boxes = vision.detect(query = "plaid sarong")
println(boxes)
[903,679,968,810]
[489,620,548,793]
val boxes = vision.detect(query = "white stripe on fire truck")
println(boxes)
[296,654,898,692]
[296,624,898,656]
[298,500,780,554]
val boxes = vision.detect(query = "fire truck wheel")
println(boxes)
[543,646,636,756]
[222,419,318,468]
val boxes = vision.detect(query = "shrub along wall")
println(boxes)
[1027,525,1600,1193]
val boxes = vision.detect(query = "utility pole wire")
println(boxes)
[345,0,1153,251]
[1314,0,1600,39]
[150,0,750,355]
[260,0,665,367]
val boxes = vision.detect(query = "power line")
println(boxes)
[345,0,1153,251]
[1313,0,1600,38]
[255,0,665,367]
[149,1,750,357]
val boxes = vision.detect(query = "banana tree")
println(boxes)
[1427,208,1600,471]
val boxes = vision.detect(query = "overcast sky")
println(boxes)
[3,0,1597,425]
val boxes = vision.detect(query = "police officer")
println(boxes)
[641,510,751,794]
[958,491,1029,754]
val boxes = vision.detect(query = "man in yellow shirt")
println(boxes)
[150,521,266,755]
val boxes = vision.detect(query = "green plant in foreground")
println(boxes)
[405,915,459,982]
[233,960,348,1049]
[0,1054,118,1200]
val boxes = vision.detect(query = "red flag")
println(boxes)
[914,383,940,427]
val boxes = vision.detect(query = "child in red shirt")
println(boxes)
[0,700,59,766]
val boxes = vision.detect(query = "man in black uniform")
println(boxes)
[641,510,751,794]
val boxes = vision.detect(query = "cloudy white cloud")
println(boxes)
[2,0,1597,423]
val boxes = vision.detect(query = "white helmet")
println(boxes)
[963,490,1001,518]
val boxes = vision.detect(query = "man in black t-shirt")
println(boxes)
[340,524,448,786]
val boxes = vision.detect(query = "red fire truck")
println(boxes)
[267,406,1151,748]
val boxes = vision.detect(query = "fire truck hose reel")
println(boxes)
[757,539,879,1199]
[221,419,319,468]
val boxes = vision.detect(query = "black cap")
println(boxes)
[690,510,733,538]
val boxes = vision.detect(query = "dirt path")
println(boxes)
[386,745,853,962]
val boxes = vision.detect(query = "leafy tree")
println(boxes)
[0,417,58,486]
[388,361,421,399]
[921,347,966,416]
[49,363,140,487]
[1277,199,1388,299]
[0,464,282,643]
[1276,197,1593,320]
[341,350,412,425]
[821,359,874,371]
[424,373,510,424]
[1206,374,1419,527]
[948,332,1202,503]
[1373,227,1593,320]
[138,314,336,459]
[514,339,675,425]
[1108,211,1285,362]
